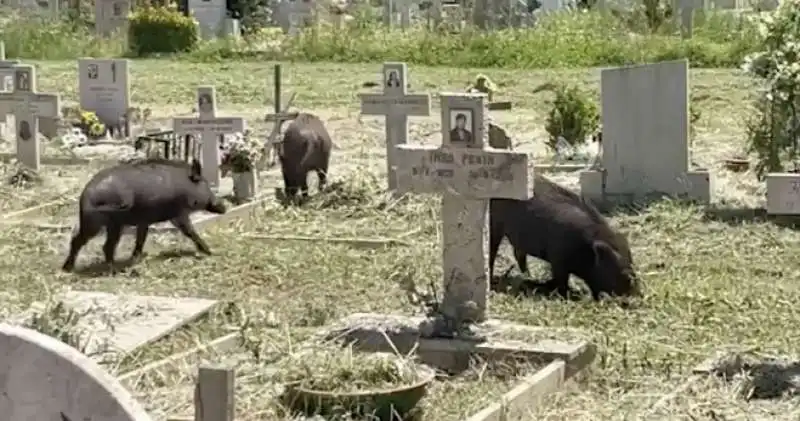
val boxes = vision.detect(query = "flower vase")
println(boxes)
[232,170,258,202]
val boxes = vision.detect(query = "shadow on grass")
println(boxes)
[72,249,201,277]
[490,273,586,301]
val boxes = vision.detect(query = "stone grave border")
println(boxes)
[121,313,593,421]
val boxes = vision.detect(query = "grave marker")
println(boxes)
[96,0,132,36]
[173,86,246,188]
[0,65,60,171]
[766,174,800,215]
[264,64,298,167]
[394,93,529,326]
[360,62,430,191]
[279,0,314,35]
[78,58,130,133]
[0,42,18,140]
[189,0,227,38]
[579,60,711,204]
[0,324,153,421]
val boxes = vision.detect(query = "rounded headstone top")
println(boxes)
[0,323,152,421]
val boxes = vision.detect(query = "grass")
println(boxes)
[1,60,799,419]
[0,6,764,68]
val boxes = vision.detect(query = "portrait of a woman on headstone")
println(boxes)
[386,70,401,88]
[198,93,214,114]
[18,120,32,142]
[449,111,473,145]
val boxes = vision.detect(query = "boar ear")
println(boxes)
[190,159,202,182]
[592,241,616,266]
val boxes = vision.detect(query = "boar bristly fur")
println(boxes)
[61,158,226,272]
[489,175,641,300]
[278,113,332,201]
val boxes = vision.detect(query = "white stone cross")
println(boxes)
[173,86,246,188]
[0,42,19,140]
[360,62,430,192]
[0,65,61,171]
[394,93,529,326]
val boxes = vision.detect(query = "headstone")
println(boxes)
[78,58,131,133]
[384,0,411,29]
[173,86,246,188]
[0,65,61,171]
[394,93,529,326]
[189,0,227,39]
[679,0,695,38]
[279,0,315,35]
[0,324,153,421]
[360,62,430,192]
[95,0,132,36]
[579,60,712,204]
[766,174,800,215]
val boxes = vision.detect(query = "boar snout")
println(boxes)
[207,200,227,214]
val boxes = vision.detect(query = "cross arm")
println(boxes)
[394,144,529,200]
[359,93,431,117]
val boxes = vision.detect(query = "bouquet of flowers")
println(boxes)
[221,131,263,173]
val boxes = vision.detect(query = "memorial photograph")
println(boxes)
[449,109,473,146]
[198,92,214,114]
[15,70,29,92]
[385,69,401,88]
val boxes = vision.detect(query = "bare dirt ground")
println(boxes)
[0,60,797,420]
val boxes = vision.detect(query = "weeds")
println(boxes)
[0,6,762,68]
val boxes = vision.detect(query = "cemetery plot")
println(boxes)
[641,350,800,420]
[15,291,218,364]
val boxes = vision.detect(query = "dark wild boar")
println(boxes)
[489,175,641,300]
[277,113,332,201]
[488,122,512,149]
[61,158,227,272]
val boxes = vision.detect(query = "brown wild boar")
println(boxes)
[489,175,641,300]
[277,113,332,201]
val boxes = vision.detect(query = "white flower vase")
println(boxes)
[232,170,258,202]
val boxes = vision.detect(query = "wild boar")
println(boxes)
[61,158,227,272]
[488,175,641,300]
[277,113,332,201]
[488,123,512,149]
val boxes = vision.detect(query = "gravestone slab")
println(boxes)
[580,59,711,205]
[360,62,430,192]
[79,58,131,130]
[0,324,153,421]
[29,290,218,362]
[394,93,529,326]
[96,0,133,36]
[0,65,61,170]
[173,86,246,188]
[766,173,800,215]
[189,0,227,38]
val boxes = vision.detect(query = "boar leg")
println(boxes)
[300,173,310,199]
[102,224,123,266]
[488,228,504,280]
[513,247,529,274]
[171,214,212,255]
[316,168,328,192]
[131,224,150,260]
[546,260,571,298]
[62,219,103,272]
